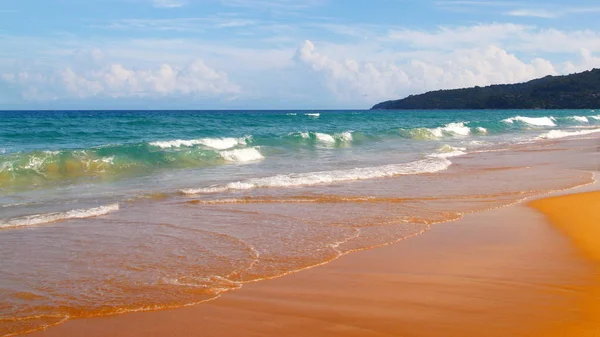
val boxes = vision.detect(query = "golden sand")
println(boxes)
[529,191,600,337]
[28,194,599,337]
[529,191,600,262]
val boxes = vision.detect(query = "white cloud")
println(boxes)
[563,48,600,73]
[105,17,256,32]
[4,59,240,100]
[384,24,600,55]
[435,1,519,6]
[388,23,528,49]
[4,20,600,107]
[295,40,558,103]
[506,9,559,18]
[220,0,323,9]
[153,0,187,8]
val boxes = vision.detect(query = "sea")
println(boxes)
[1,109,599,335]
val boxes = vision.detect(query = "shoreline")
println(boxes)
[28,168,600,336]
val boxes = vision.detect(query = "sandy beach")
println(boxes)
[5,0,600,335]
[28,175,600,336]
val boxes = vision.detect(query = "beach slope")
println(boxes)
[31,190,600,337]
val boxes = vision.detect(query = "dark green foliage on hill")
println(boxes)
[371,69,600,110]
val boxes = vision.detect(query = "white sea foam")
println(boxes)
[475,127,488,134]
[590,115,600,120]
[219,147,264,162]
[0,204,120,229]
[24,156,47,171]
[537,128,600,139]
[305,113,320,117]
[440,122,471,136]
[315,133,336,143]
[292,131,352,143]
[502,116,556,127]
[336,131,353,142]
[401,122,472,140]
[567,116,589,123]
[286,113,297,116]
[150,137,247,150]
[181,158,452,194]
[427,145,467,159]
[82,156,115,172]
[425,122,471,138]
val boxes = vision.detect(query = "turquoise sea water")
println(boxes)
[1,109,599,222]
[2,110,599,192]
[1,109,599,336]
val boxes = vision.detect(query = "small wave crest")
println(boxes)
[399,122,471,140]
[502,116,556,127]
[219,147,264,162]
[566,116,589,123]
[537,128,600,139]
[427,145,467,159]
[289,131,353,144]
[315,132,335,143]
[0,204,119,229]
[181,158,451,194]
[305,113,320,117]
[149,137,248,150]
[474,127,488,134]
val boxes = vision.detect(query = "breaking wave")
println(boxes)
[502,116,556,127]
[427,145,467,158]
[565,116,589,123]
[181,158,451,194]
[0,204,119,229]
[399,122,472,140]
[537,128,600,139]
[149,137,248,150]
[288,131,354,144]
[219,147,264,162]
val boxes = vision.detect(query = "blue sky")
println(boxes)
[2,0,600,109]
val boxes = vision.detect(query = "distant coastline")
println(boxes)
[372,69,600,110]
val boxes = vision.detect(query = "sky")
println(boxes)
[2,0,600,109]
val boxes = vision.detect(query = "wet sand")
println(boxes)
[30,183,600,337]
[529,191,600,336]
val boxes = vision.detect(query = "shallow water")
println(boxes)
[1,110,599,336]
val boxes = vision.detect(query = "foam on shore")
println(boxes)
[182,158,451,194]
[0,204,120,229]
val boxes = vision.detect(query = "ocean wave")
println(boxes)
[181,158,451,194]
[427,145,467,159]
[565,116,589,123]
[149,137,248,150]
[219,147,264,162]
[0,143,241,187]
[590,115,600,120]
[474,127,488,134]
[0,204,119,229]
[0,150,117,177]
[315,132,335,143]
[399,122,471,140]
[537,128,600,139]
[289,131,353,144]
[502,116,556,127]
[336,131,353,142]
[305,113,320,117]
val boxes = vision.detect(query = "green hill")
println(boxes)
[371,69,600,110]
